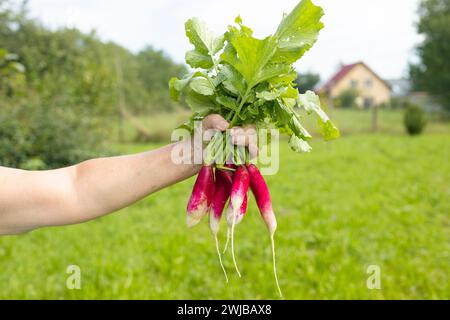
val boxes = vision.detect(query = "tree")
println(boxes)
[0,48,25,95]
[410,0,450,111]
[136,46,187,112]
[294,72,320,94]
[0,1,186,115]
[0,0,190,168]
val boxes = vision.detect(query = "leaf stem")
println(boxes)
[215,165,235,172]
[205,87,251,165]
[229,88,251,127]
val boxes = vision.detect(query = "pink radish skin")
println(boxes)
[209,169,233,234]
[209,168,233,283]
[223,192,248,253]
[246,164,277,234]
[227,165,249,277]
[220,163,237,254]
[226,192,248,226]
[230,166,249,212]
[186,165,215,228]
[247,164,283,298]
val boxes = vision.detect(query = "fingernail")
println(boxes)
[218,121,229,131]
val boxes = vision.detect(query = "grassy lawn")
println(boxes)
[0,131,448,299]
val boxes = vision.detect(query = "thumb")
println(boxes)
[202,114,229,131]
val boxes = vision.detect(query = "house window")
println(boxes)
[365,79,373,88]
[350,80,358,88]
[363,97,374,108]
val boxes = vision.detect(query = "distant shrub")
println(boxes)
[0,106,30,167]
[334,89,359,109]
[404,103,427,135]
[0,100,110,169]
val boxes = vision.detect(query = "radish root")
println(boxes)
[223,227,230,254]
[270,232,283,298]
[214,235,228,283]
[230,210,241,277]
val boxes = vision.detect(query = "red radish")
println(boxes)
[223,192,248,254]
[209,168,233,282]
[210,164,235,233]
[226,192,248,226]
[227,165,249,277]
[247,164,282,297]
[223,190,248,253]
[186,165,215,228]
[246,164,276,233]
[210,169,233,234]
[218,163,236,255]
[230,166,249,216]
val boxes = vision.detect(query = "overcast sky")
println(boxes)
[22,0,422,81]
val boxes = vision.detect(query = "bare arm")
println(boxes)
[0,115,245,235]
[0,139,199,234]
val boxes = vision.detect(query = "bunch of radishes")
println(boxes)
[186,162,281,296]
[170,0,339,298]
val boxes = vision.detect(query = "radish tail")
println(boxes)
[230,210,241,278]
[270,232,283,298]
[214,235,228,283]
[223,227,230,254]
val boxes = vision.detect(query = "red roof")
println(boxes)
[319,63,359,92]
[318,62,391,93]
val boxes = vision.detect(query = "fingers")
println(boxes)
[202,114,229,131]
[230,125,258,159]
[248,142,258,160]
[202,114,259,159]
[230,125,256,146]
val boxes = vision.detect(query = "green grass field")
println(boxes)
[115,109,450,143]
[0,124,449,299]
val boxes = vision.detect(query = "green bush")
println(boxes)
[334,89,359,108]
[404,103,427,135]
[0,100,110,169]
[0,107,30,167]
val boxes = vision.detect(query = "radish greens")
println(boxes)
[169,0,339,156]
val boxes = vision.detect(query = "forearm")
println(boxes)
[0,114,236,235]
[72,140,200,222]
[0,140,199,234]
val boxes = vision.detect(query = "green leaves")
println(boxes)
[185,88,216,113]
[169,73,217,114]
[298,91,340,140]
[190,77,215,95]
[216,95,238,111]
[256,87,287,101]
[170,0,338,156]
[169,75,193,101]
[185,50,214,69]
[274,0,324,63]
[170,71,214,95]
[289,111,312,140]
[219,64,247,96]
[289,134,312,153]
[221,32,289,89]
[185,18,225,69]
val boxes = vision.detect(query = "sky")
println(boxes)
[21,0,422,81]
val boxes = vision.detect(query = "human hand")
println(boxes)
[202,114,258,159]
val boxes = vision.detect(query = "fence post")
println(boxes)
[372,105,378,132]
